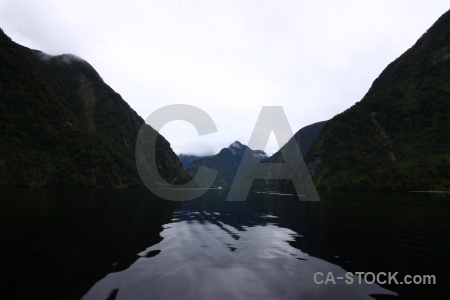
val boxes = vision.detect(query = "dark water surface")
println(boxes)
[1,189,449,299]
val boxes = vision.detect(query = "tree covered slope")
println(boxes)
[0,28,189,187]
[305,10,450,191]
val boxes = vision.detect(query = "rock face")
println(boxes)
[187,141,267,187]
[304,10,450,191]
[0,28,189,187]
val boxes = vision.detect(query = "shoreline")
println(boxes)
[409,191,450,193]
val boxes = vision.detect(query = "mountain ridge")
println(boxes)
[304,10,450,191]
[187,141,267,187]
[0,28,190,187]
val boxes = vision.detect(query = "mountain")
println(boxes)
[0,28,190,187]
[178,154,202,171]
[267,121,326,163]
[305,10,450,191]
[187,141,267,187]
[248,121,326,190]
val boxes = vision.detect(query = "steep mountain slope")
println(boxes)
[187,141,266,187]
[0,28,189,187]
[305,10,450,191]
[249,121,326,190]
[267,121,326,163]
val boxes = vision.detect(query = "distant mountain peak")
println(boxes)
[229,141,244,149]
[228,141,245,155]
[187,141,267,187]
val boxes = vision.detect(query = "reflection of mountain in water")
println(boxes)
[83,191,394,300]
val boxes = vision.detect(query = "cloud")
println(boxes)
[1,0,449,155]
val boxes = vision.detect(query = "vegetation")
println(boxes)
[0,28,189,187]
[304,10,450,191]
[2,5,449,192]
[187,141,266,187]
[252,121,326,190]
[267,121,326,162]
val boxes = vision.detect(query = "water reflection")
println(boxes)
[4,189,447,299]
[0,188,176,300]
[83,191,394,300]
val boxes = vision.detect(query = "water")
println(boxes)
[1,189,449,299]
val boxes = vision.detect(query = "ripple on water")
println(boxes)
[83,211,395,300]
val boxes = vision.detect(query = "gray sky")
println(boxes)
[1,1,448,156]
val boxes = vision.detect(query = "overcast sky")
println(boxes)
[1,1,448,156]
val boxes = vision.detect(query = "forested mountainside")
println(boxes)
[0,28,189,187]
[305,10,450,191]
